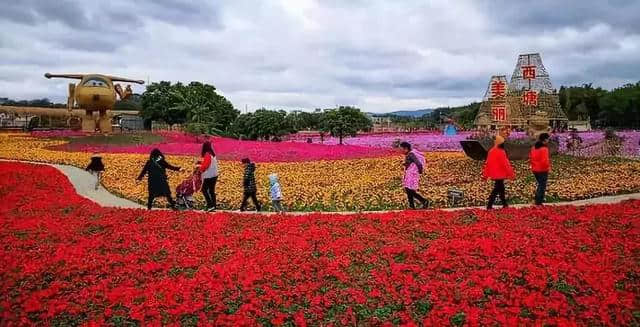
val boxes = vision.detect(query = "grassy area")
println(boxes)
[65,133,164,146]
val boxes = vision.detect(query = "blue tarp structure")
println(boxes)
[443,124,457,136]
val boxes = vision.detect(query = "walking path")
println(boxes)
[3,159,640,214]
[53,163,145,209]
[1,159,143,209]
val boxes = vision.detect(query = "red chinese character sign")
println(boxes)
[522,90,539,106]
[522,65,536,80]
[492,105,507,121]
[490,80,506,98]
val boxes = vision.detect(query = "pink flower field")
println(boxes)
[554,131,640,157]
[294,131,640,157]
[292,132,471,152]
[36,129,640,161]
[48,131,399,162]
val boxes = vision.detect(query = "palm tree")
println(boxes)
[171,90,223,135]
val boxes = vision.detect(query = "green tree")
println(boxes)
[453,102,481,128]
[141,81,239,134]
[558,83,606,122]
[229,113,257,139]
[290,111,323,130]
[140,81,186,126]
[422,102,480,130]
[178,82,238,134]
[1,97,65,108]
[598,82,640,128]
[230,109,296,140]
[253,109,293,140]
[320,106,372,144]
[114,93,143,111]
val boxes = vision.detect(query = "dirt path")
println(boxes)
[4,160,640,214]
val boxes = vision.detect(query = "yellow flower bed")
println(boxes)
[2,133,639,211]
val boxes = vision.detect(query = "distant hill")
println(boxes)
[385,108,434,117]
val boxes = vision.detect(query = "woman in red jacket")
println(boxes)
[483,135,515,209]
[530,133,551,205]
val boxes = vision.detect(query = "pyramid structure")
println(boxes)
[510,53,554,93]
[474,53,567,130]
[474,75,509,127]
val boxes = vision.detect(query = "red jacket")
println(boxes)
[530,146,551,173]
[483,147,515,180]
[199,153,212,172]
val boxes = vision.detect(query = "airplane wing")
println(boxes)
[107,76,145,84]
[44,73,84,79]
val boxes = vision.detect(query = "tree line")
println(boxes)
[6,79,637,134]
[559,82,640,129]
[228,106,372,144]
[0,96,141,111]
[369,102,481,131]
[139,81,372,144]
[389,80,640,130]
[0,98,66,108]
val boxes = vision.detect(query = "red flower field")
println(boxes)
[0,161,639,325]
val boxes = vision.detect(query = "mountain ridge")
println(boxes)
[368,108,434,117]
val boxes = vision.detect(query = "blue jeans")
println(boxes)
[272,200,285,212]
[534,172,548,205]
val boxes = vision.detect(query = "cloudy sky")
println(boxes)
[1,0,639,113]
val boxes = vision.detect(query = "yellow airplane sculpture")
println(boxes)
[44,73,144,133]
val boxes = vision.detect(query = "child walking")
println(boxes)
[400,142,429,209]
[85,153,104,190]
[240,158,261,211]
[269,173,285,213]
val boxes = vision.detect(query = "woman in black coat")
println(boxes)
[137,148,181,210]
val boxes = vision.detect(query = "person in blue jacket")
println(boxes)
[269,173,285,213]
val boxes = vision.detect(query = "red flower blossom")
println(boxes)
[1,161,639,325]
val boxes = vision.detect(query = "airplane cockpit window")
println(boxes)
[83,78,109,87]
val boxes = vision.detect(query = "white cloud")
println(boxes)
[0,0,638,112]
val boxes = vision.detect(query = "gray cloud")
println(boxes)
[585,60,640,83]
[336,75,482,96]
[54,33,123,53]
[144,1,222,28]
[0,0,89,28]
[330,47,423,71]
[0,0,638,112]
[1,0,222,29]
[482,0,640,34]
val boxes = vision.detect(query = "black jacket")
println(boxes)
[243,163,257,193]
[137,155,180,197]
[404,152,424,174]
[86,157,105,172]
